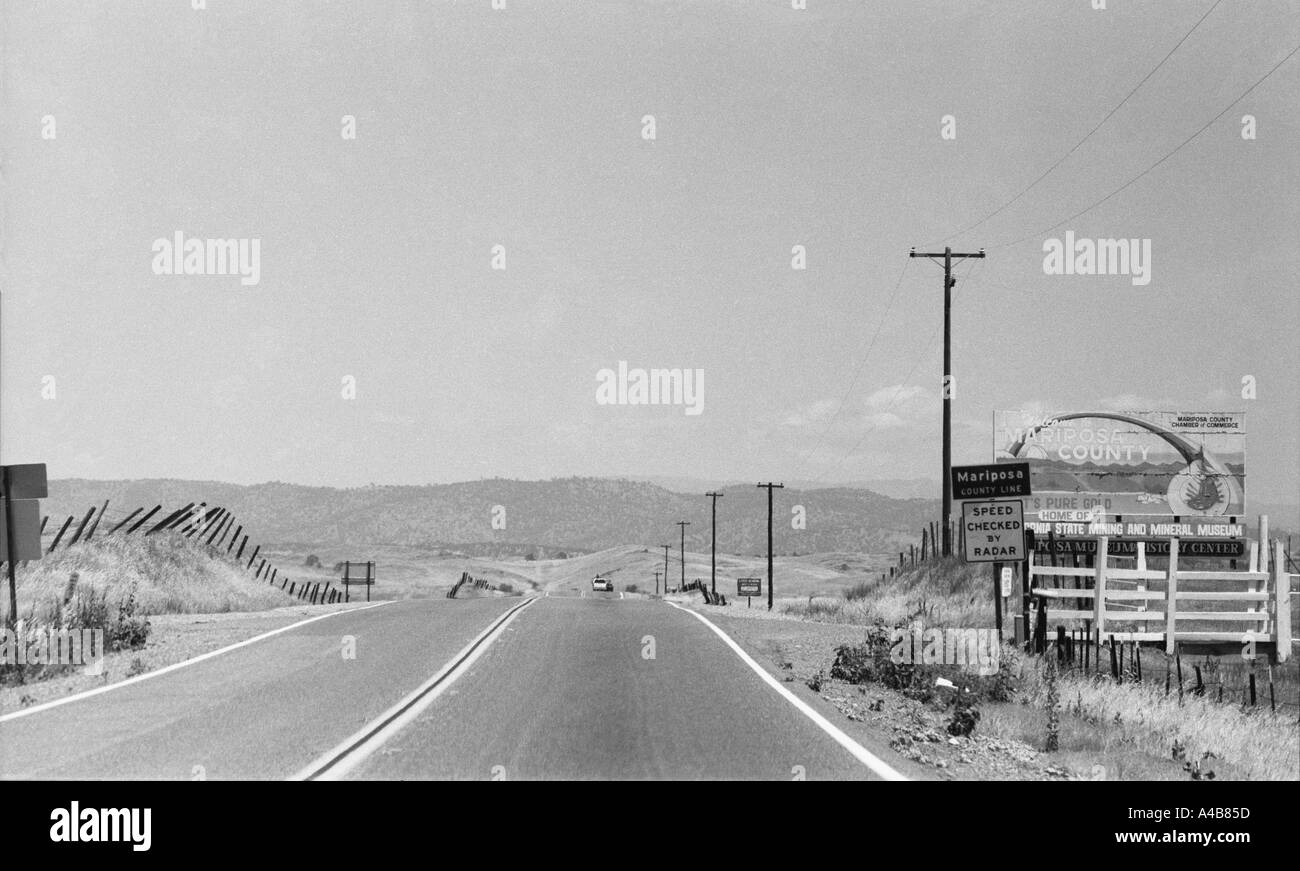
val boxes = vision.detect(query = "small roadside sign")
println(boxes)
[950,462,1031,501]
[340,561,375,602]
[962,499,1026,563]
[1000,566,1013,597]
[737,578,761,597]
[1,463,48,500]
[0,498,43,562]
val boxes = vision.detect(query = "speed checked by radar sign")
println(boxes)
[962,499,1025,563]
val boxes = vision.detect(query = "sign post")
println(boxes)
[737,577,761,609]
[341,561,375,602]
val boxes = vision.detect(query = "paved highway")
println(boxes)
[1,594,910,781]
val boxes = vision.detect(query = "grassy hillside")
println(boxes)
[42,477,940,555]
[4,533,294,628]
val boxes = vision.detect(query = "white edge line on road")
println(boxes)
[0,601,393,723]
[290,596,539,781]
[666,602,909,782]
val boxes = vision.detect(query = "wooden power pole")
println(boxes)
[706,491,723,595]
[909,245,985,556]
[660,544,670,595]
[757,483,784,610]
[676,521,690,591]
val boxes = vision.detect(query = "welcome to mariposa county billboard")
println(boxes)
[993,411,1245,520]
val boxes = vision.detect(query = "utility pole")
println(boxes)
[757,483,784,610]
[909,245,985,556]
[676,521,690,591]
[660,544,670,595]
[654,570,661,596]
[705,491,723,595]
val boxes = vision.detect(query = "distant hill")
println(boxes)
[42,477,940,556]
[625,475,943,501]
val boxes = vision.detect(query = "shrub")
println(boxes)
[111,584,151,652]
[948,695,980,736]
[843,580,872,601]
[828,620,1022,707]
[305,554,321,568]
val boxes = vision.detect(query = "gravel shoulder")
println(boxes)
[689,601,1093,781]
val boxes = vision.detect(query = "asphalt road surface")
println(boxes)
[1,594,907,781]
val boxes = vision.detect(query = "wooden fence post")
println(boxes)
[66,506,97,547]
[108,507,143,536]
[125,505,161,535]
[49,516,74,552]
[1259,514,1270,570]
[165,508,197,531]
[84,500,110,541]
[1165,538,1179,655]
[1275,540,1291,663]
[147,504,193,535]
[206,513,230,546]
[1094,536,1108,640]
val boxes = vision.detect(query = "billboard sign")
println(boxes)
[993,410,1245,522]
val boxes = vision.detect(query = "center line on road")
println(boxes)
[290,596,539,781]
[666,602,909,781]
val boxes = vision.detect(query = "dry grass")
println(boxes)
[5,532,293,626]
[1017,662,1300,781]
[777,556,994,627]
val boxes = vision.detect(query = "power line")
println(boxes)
[988,38,1300,251]
[908,246,986,556]
[790,256,912,481]
[806,258,984,487]
[928,0,1224,248]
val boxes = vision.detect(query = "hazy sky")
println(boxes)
[3,1,1297,505]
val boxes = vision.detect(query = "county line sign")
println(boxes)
[951,462,1031,500]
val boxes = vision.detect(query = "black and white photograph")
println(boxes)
[1,0,1297,852]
